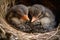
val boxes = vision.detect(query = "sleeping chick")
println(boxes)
[29,4,56,33]
[5,4,29,23]
[5,4,31,32]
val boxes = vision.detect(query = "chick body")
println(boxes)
[29,4,56,32]
[5,4,29,23]
[5,4,31,32]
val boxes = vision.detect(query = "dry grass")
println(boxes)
[0,0,15,17]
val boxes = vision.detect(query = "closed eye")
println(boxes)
[38,11,45,19]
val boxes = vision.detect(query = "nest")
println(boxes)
[19,26,59,40]
[0,16,59,40]
[0,0,60,40]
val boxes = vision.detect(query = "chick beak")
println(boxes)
[31,17,37,22]
[21,15,30,21]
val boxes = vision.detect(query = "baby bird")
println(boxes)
[6,4,29,23]
[29,4,55,22]
[29,4,56,33]
[5,4,31,32]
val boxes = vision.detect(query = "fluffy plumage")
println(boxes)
[5,4,31,32]
[29,4,56,33]
[5,4,56,33]
[6,4,30,23]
